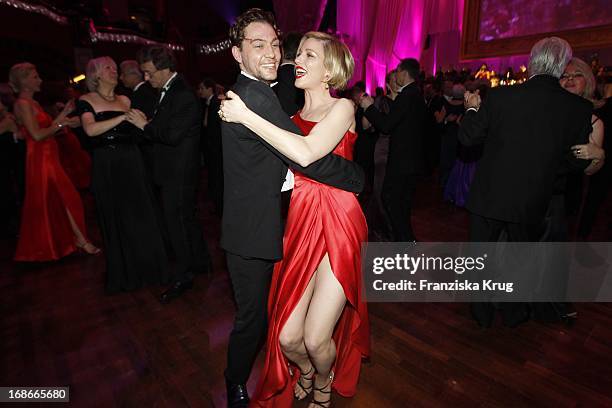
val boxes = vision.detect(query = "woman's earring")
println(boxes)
[324,82,329,90]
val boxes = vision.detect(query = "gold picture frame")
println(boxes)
[461,0,612,60]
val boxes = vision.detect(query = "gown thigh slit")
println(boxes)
[14,103,87,261]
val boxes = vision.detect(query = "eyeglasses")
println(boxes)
[560,72,584,81]
[142,68,159,78]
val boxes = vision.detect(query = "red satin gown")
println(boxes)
[14,102,87,261]
[252,114,370,407]
[56,127,91,189]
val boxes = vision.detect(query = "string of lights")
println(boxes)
[88,20,185,52]
[197,39,231,55]
[0,0,68,25]
[1,1,233,56]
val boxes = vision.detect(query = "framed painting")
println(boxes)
[461,0,612,60]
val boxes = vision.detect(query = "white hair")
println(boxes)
[528,37,573,79]
[119,60,142,79]
[85,56,116,92]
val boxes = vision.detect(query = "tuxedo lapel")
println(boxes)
[153,75,181,116]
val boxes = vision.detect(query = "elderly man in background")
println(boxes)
[458,37,592,328]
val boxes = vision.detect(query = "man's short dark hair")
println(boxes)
[398,58,420,82]
[282,32,302,61]
[353,81,366,93]
[137,45,177,71]
[200,77,216,90]
[229,8,279,48]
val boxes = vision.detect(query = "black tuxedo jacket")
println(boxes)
[204,95,222,143]
[459,75,592,224]
[221,74,364,260]
[364,82,426,175]
[143,74,201,186]
[274,64,304,117]
[130,81,157,119]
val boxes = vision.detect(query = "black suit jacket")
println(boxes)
[130,81,157,119]
[364,82,426,175]
[459,75,592,224]
[204,95,222,146]
[143,74,201,186]
[274,64,304,117]
[221,74,364,260]
[203,95,223,175]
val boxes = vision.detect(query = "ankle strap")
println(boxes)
[314,372,334,393]
[301,365,314,377]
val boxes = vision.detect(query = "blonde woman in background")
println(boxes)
[11,62,99,261]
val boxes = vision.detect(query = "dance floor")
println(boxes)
[2,173,612,407]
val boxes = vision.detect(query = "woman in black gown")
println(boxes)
[77,56,167,293]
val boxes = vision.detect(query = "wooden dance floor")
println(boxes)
[2,174,612,407]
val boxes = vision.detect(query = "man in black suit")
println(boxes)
[221,9,364,408]
[458,37,592,327]
[360,58,426,242]
[128,45,211,304]
[119,60,158,176]
[274,31,304,117]
[197,78,223,214]
[120,60,157,118]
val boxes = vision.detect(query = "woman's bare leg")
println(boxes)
[66,209,86,243]
[304,254,346,407]
[66,209,99,253]
[278,272,317,399]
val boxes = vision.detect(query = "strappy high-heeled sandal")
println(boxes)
[294,364,315,400]
[311,371,334,408]
[76,240,102,255]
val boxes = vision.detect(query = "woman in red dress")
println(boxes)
[10,63,99,261]
[54,110,92,190]
[221,32,369,407]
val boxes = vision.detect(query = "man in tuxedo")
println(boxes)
[197,78,223,214]
[274,31,304,116]
[221,9,364,407]
[128,45,211,304]
[360,58,426,242]
[119,60,158,176]
[119,60,157,118]
[458,37,592,327]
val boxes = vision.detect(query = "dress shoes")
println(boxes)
[226,378,249,408]
[470,302,494,328]
[159,280,193,304]
[502,310,530,328]
[501,303,530,328]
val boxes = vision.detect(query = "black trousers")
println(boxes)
[578,170,611,239]
[158,180,210,283]
[207,151,224,215]
[468,213,542,326]
[225,252,274,384]
[469,213,543,242]
[382,171,419,241]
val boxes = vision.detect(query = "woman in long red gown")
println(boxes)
[10,63,99,261]
[221,32,370,407]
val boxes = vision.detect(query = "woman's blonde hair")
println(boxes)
[564,57,597,101]
[8,62,36,93]
[85,56,117,92]
[301,31,354,91]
